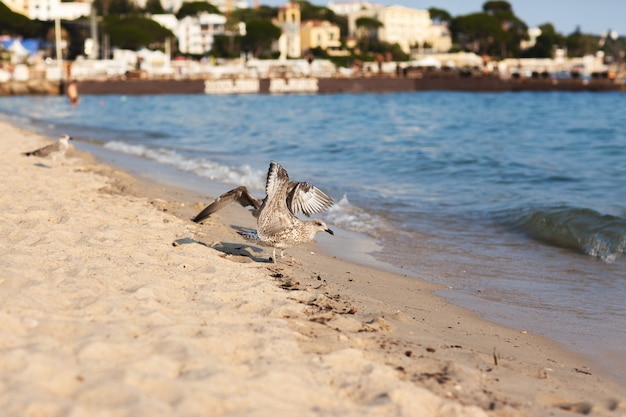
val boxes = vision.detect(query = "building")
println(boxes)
[520,27,542,50]
[335,3,451,54]
[274,2,301,59]
[151,14,180,35]
[4,0,91,21]
[300,20,341,53]
[327,0,380,17]
[376,5,430,54]
[176,12,227,55]
[427,23,452,53]
[330,1,380,39]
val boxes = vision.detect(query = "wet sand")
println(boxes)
[2,120,625,416]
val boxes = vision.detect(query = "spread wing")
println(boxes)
[286,182,334,217]
[192,186,261,223]
[265,161,289,201]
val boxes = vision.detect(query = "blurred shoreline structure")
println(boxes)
[1,51,623,96]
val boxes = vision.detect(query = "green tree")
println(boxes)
[482,0,527,57]
[61,18,94,59]
[242,19,280,58]
[294,0,330,21]
[103,15,173,50]
[226,5,279,58]
[93,0,138,16]
[176,1,220,19]
[0,1,40,37]
[598,30,623,63]
[212,34,242,58]
[363,39,408,61]
[355,16,382,53]
[451,1,527,58]
[565,27,598,57]
[450,12,502,55]
[109,0,138,14]
[482,1,512,14]
[289,1,346,37]
[231,5,276,23]
[428,7,452,24]
[356,17,383,33]
[144,0,164,14]
[522,23,564,58]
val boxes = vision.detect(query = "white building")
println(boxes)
[427,22,452,52]
[151,13,179,34]
[336,3,450,54]
[54,1,91,20]
[3,0,28,15]
[4,0,91,21]
[327,0,380,16]
[376,6,431,53]
[152,12,248,56]
[176,12,227,55]
[329,1,380,38]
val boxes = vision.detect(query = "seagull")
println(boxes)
[192,178,333,223]
[23,134,72,160]
[252,161,334,263]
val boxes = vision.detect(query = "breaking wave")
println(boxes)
[507,206,626,263]
[324,194,393,238]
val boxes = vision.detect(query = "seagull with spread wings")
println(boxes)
[192,173,333,223]
[251,161,334,263]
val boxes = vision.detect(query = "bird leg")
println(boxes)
[270,247,277,263]
[280,249,301,265]
[269,248,301,265]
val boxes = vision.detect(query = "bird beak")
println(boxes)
[325,228,334,235]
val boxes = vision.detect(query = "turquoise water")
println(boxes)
[2,91,625,383]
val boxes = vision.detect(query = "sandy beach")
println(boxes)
[1,121,625,417]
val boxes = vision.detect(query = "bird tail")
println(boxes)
[237,230,260,242]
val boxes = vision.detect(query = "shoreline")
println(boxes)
[76,136,626,388]
[75,76,622,95]
[1,75,622,98]
[2,121,625,415]
[74,140,405,277]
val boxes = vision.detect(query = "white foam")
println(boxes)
[105,142,391,239]
[324,194,391,238]
[583,234,624,264]
[103,141,265,189]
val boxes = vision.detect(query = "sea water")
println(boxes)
[1,91,624,384]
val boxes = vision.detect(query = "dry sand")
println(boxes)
[1,121,625,417]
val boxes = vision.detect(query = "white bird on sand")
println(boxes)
[249,161,334,263]
[22,134,72,160]
[192,180,333,223]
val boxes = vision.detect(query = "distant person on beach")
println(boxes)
[66,80,79,106]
